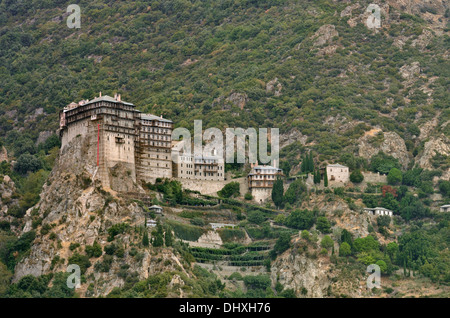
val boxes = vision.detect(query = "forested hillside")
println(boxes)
[0,0,449,298]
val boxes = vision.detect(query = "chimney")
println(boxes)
[99,91,102,97]
[114,93,117,100]
[118,94,121,101]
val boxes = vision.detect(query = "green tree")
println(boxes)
[285,209,315,230]
[308,152,314,173]
[316,217,331,234]
[152,224,164,247]
[0,262,12,296]
[324,170,328,187]
[14,153,42,174]
[313,169,321,184]
[301,230,310,241]
[142,230,149,247]
[271,232,291,258]
[387,168,402,185]
[320,235,334,250]
[283,179,307,205]
[164,228,173,247]
[248,210,265,224]
[271,178,284,208]
[376,260,387,274]
[218,182,240,198]
[350,169,364,183]
[85,240,102,258]
[339,242,352,257]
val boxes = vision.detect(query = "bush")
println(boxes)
[218,182,240,198]
[316,217,331,234]
[190,217,205,226]
[14,154,42,174]
[217,228,246,243]
[285,209,315,230]
[167,220,205,241]
[272,232,291,258]
[247,210,265,225]
[68,253,91,274]
[244,192,253,200]
[301,230,310,241]
[107,223,129,241]
[85,241,102,258]
[243,274,271,290]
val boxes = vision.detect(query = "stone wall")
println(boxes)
[177,176,248,196]
[362,171,387,183]
[251,188,272,203]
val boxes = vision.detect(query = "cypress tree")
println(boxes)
[308,152,314,172]
[324,169,328,187]
[142,230,149,247]
[301,154,306,173]
[314,169,321,184]
[272,178,284,209]
[165,227,173,247]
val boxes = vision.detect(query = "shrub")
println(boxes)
[301,230,310,241]
[167,220,205,241]
[247,210,265,225]
[68,253,91,274]
[85,241,102,258]
[285,209,315,230]
[218,182,240,198]
[316,217,331,234]
[217,228,246,243]
[107,223,129,241]
[190,217,205,226]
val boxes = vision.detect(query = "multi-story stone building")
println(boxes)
[326,163,349,184]
[59,93,172,187]
[136,114,173,183]
[172,140,225,181]
[247,164,283,203]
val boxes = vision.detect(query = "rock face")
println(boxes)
[280,129,308,149]
[266,78,282,97]
[0,174,20,234]
[271,251,333,297]
[312,25,338,47]
[36,131,54,146]
[13,133,188,297]
[416,134,450,170]
[0,146,7,162]
[358,131,410,169]
[400,62,421,81]
[226,92,248,110]
[387,0,448,30]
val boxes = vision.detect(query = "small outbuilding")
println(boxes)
[440,205,450,212]
[363,207,393,217]
[149,205,163,214]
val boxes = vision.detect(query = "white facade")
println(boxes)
[364,207,393,217]
[440,205,450,212]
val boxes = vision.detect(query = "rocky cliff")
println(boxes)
[12,133,190,297]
